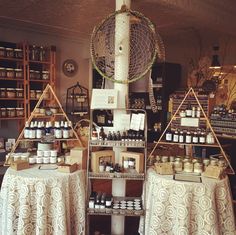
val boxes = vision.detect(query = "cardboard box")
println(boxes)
[10,160,29,171]
[57,163,78,173]
[66,147,87,169]
[202,165,225,179]
[155,162,173,175]
[91,150,115,173]
[120,151,144,173]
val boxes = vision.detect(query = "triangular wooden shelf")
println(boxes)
[149,87,235,175]
[5,84,83,165]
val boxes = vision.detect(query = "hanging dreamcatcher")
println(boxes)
[90,6,157,84]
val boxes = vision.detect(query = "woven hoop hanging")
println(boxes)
[90,8,157,84]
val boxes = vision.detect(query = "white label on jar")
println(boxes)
[63,130,69,139]
[129,161,135,167]
[36,129,42,139]
[186,110,192,116]
[185,135,191,143]
[24,129,29,139]
[199,136,205,143]
[29,129,36,139]
[166,133,172,141]
[89,201,94,209]
[196,110,200,118]
[179,135,184,143]
[55,129,62,138]
[173,134,179,142]
[106,201,112,207]
[123,160,129,168]
[192,136,198,143]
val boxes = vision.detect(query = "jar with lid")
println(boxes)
[165,129,172,142]
[15,88,24,98]
[5,48,14,58]
[0,67,6,78]
[185,102,192,117]
[36,90,42,99]
[184,161,193,173]
[161,156,169,163]
[185,131,192,143]
[173,129,179,142]
[42,70,50,80]
[0,47,5,57]
[30,90,36,99]
[6,68,14,78]
[192,132,198,143]
[29,70,36,79]
[14,68,23,78]
[174,158,183,172]
[193,162,203,173]
[16,108,24,117]
[14,48,23,59]
[6,88,16,98]
[34,70,41,80]
[128,158,135,169]
[206,131,215,144]
[179,110,186,117]
[0,88,6,98]
[7,108,16,117]
[0,108,7,118]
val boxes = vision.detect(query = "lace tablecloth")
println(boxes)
[0,166,86,235]
[139,169,236,235]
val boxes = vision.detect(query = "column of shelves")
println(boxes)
[86,109,147,234]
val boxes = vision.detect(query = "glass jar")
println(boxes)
[0,88,6,98]
[193,162,203,173]
[6,88,16,98]
[34,70,41,80]
[16,108,24,117]
[6,68,14,78]
[15,88,24,98]
[0,67,6,78]
[174,158,183,172]
[36,90,42,99]
[14,48,23,59]
[184,161,193,172]
[0,47,5,57]
[29,70,35,79]
[5,48,14,58]
[7,108,16,117]
[206,132,215,144]
[14,68,23,78]
[0,108,7,117]
[42,70,50,80]
[30,90,36,99]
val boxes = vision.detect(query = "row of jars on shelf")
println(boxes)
[0,107,24,118]
[0,88,24,98]
[0,45,48,61]
[0,67,50,80]
[0,47,23,59]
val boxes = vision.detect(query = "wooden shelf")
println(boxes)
[158,141,219,148]
[0,98,24,101]
[28,60,51,65]
[0,117,25,120]
[29,79,50,83]
[0,78,24,81]
[88,172,145,180]
[0,56,23,62]
[33,113,64,118]
[19,138,79,142]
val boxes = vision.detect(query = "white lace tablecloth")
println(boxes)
[139,169,236,235]
[0,166,86,235]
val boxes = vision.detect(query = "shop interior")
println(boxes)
[0,0,236,234]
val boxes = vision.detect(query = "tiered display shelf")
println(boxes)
[149,87,235,175]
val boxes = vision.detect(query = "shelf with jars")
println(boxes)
[148,87,235,179]
[0,41,56,136]
[86,108,147,233]
[4,84,83,166]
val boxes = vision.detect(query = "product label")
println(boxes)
[179,135,184,143]
[199,136,205,143]
[24,129,29,139]
[63,130,69,139]
[186,135,191,143]
[192,136,198,143]
[173,134,179,142]
[166,133,172,141]
[36,130,42,139]
[55,129,62,139]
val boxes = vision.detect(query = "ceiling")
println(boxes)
[0,0,236,43]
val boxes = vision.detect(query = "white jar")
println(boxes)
[50,156,57,164]
[50,150,57,157]
[37,150,44,157]
[36,157,43,164]
[43,150,51,157]
[43,157,50,164]
[184,162,193,173]
[29,157,36,164]
[193,162,203,173]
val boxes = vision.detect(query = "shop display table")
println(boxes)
[0,166,86,235]
[139,169,236,235]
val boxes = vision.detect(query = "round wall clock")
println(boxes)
[62,59,78,77]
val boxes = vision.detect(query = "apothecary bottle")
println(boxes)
[63,121,70,139]
[199,130,206,144]
[192,132,198,143]
[24,121,30,139]
[179,130,184,143]
[165,129,172,142]
[185,131,192,143]
[185,102,192,117]
[206,131,215,144]
[173,129,179,142]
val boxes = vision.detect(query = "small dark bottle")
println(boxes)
[117,131,121,141]
[165,129,172,142]
[185,102,192,117]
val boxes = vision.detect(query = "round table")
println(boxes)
[0,166,86,235]
[139,169,236,235]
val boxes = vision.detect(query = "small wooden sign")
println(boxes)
[155,162,173,175]
[202,165,225,179]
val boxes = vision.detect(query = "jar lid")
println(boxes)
[15,88,23,91]
[7,88,15,90]
[0,107,6,110]
[42,70,49,73]
[0,47,5,49]
[14,48,22,51]
[36,90,42,92]
[16,107,24,110]
[6,68,14,70]
[0,67,5,70]
[5,47,13,50]
[0,88,6,90]
[34,70,40,73]
[7,108,15,110]
[14,68,22,71]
